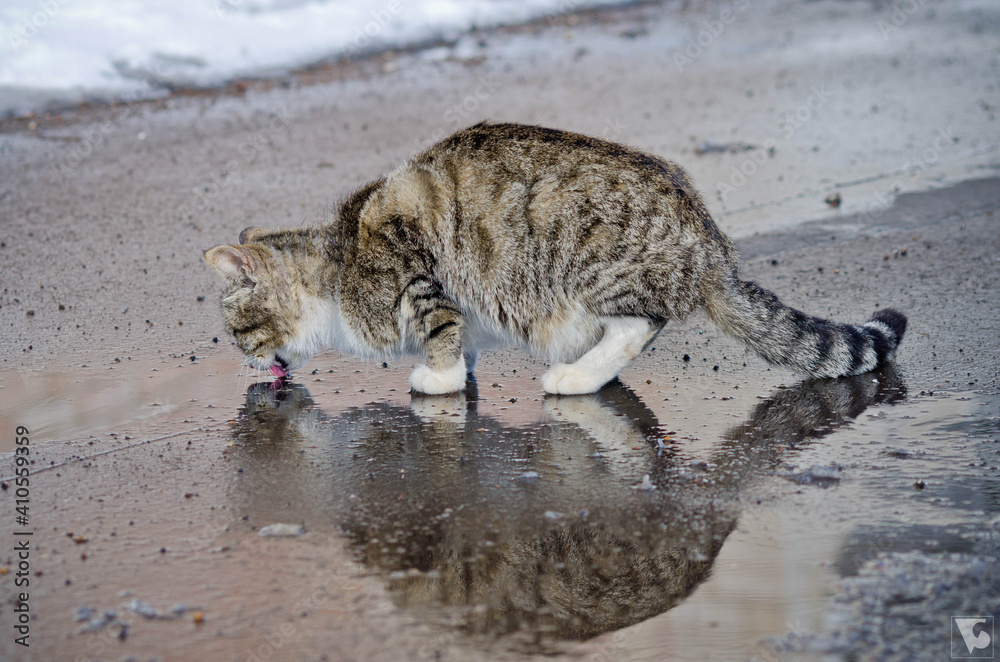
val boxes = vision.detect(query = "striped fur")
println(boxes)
[205,122,907,393]
[705,280,907,378]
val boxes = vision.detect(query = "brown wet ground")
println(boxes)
[2,0,1000,660]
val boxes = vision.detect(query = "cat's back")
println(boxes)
[377,122,720,248]
[357,122,717,244]
[416,121,697,198]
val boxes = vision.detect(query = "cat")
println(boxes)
[205,121,907,395]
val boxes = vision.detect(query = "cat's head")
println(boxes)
[204,226,329,378]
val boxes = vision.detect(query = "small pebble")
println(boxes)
[258,523,305,537]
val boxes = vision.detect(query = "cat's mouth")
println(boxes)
[269,355,290,379]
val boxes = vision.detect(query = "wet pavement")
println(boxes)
[3,187,999,660]
[2,332,998,660]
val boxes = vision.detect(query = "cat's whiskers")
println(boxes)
[235,357,254,396]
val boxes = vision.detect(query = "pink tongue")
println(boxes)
[269,364,288,378]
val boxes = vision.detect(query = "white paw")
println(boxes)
[541,363,604,395]
[409,358,467,395]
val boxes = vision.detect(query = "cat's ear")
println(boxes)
[204,245,254,281]
[239,226,268,244]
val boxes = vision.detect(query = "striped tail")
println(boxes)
[705,278,907,378]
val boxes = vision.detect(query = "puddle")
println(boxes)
[0,354,240,452]
[218,366,934,656]
[3,351,997,660]
[0,351,417,453]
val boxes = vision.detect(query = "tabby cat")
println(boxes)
[205,122,906,394]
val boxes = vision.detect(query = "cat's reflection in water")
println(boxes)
[229,369,904,642]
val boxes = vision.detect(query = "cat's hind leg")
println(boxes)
[403,278,468,395]
[541,317,659,395]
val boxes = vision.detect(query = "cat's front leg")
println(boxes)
[403,277,468,395]
[409,358,467,395]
